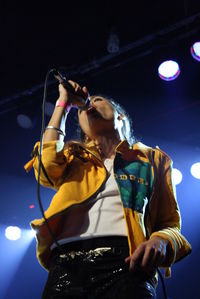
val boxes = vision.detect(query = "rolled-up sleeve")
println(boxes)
[149,150,192,276]
[24,140,72,188]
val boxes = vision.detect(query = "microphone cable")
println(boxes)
[36,67,90,254]
[158,268,168,299]
[36,68,65,254]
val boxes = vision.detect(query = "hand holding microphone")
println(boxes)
[52,69,90,111]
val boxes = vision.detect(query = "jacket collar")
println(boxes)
[69,139,152,162]
[115,140,151,161]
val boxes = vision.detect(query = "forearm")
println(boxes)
[42,81,88,142]
[43,97,70,142]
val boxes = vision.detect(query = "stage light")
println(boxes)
[158,60,180,81]
[16,101,41,129]
[190,162,200,179]
[5,226,21,241]
[190,42,200,62]
[1,225,35,298]
[172,168,182,185]
[17,114,33,129]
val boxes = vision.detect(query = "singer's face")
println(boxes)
[78,96,115,139]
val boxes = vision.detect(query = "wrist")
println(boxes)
[56,99,71,112]
[150,235,174,265]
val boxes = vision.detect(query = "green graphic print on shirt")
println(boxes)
[114,155,154,213]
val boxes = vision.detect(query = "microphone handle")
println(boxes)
[52,69,76,94]
[52,69,90,110]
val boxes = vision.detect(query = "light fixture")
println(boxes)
[158,60,180,81]
[190,162,200,179]
[17,114,33,129]
[172,168,183,185]
[5,226,21,241]
[16,101,41,129]
[190,42,200,62]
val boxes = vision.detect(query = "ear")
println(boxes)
[117,113,125,121]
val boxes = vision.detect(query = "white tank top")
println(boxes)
[51,158,127,249]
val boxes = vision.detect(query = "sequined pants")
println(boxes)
[42,236,157,299]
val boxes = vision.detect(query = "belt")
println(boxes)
[50,235,129,261]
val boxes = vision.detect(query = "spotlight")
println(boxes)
[16,101,41,129]
[158,60,180,81]
[190,162,200,179]
[190,42,200,62]
[17,114,33,129]
[172,168,183,185]
[5,226,21,241]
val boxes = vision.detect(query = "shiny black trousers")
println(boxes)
[42,236,157,299]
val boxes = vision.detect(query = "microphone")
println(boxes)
[52,69,90,110]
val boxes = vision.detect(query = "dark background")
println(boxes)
[0,1,200,298]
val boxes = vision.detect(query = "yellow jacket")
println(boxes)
[24,139,191,277]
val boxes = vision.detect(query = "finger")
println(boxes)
[142,247,166,273]
[152,248,166,268]
[82,86,90,97]
[67,80,82,95]
[66,81,89,100]
[141,246,155,270]
[124,256,137,272]
[68,80,78,89]
[129,246,145,272]
[77,86,89,99]
[125,256,131,263]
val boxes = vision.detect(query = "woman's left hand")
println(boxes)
[125,237,169,274]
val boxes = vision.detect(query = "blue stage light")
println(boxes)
[17,114,33,129]
[5,226,21,241]
[190,162,200,179]
[190,42,200,62]
[158,60,180,81]
[172,168,183,185]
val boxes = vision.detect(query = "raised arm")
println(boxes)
[43,81,89,142]
[24,80,89,187]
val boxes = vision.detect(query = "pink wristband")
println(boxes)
[56,99,68,110]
